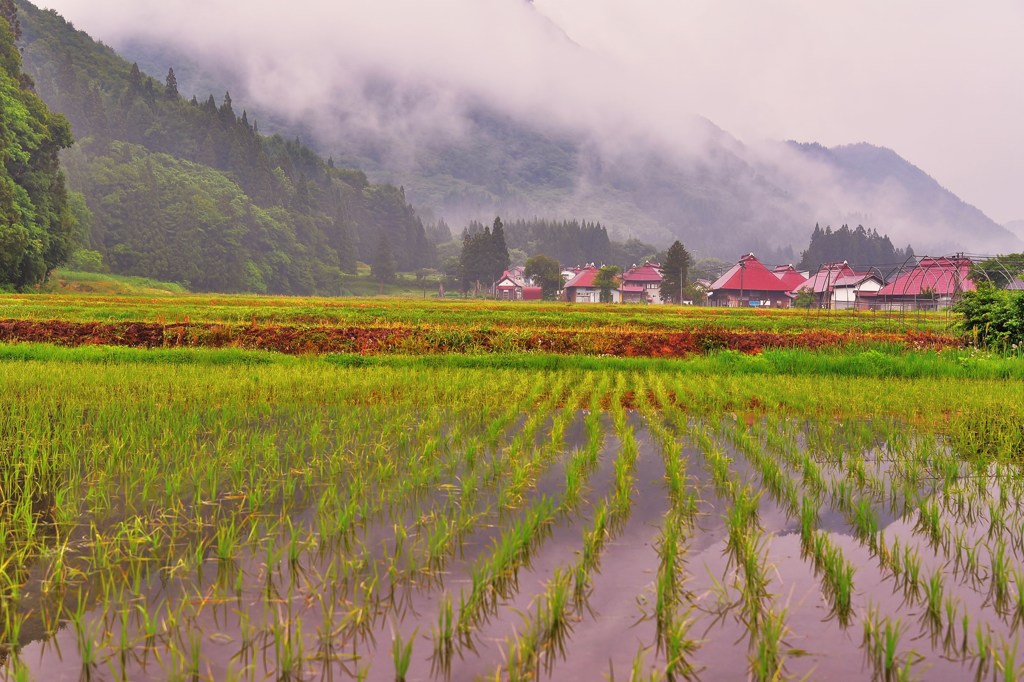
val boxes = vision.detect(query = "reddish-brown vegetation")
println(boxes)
[0,318,963,357]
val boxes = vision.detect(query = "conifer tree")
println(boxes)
[660,240,692,304]
[372,233,396,284]
[164,67,178,98]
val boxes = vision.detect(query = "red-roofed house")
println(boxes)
[772,265,809,292]
[564,265,620,303]
[494,267,543,301]
[495,268,526,301]
[622,261,664,304]
[793,261,883,309]
[875,257,975,310]
[708,253,795,307]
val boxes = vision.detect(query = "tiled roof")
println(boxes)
[772,265,808,290]
[623,262,663,283]
[710,254,794,293]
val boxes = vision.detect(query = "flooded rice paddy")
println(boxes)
[1,359,1023,680]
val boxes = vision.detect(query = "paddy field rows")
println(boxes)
[2,343,1024,681]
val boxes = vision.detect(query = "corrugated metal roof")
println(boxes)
[832,274,881,288]
[794,262,858,294]
[876,258,975,297]
[563,266,601,289]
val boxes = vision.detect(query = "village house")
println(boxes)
[707,253,798,308]
[621,261,664,304]
[563,265,620,303]
[794,261,883,309]
[771,264,809,292]
[494,267,542,301]
[874,257,975,310]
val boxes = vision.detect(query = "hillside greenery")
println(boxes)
[15,0,434,294]
[0,0,76,290]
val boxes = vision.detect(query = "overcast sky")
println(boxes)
[39,0,1024,224]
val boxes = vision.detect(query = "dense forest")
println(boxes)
[797,223,913,273]
[15,0,434,294]
[0,0,76,289]
[464,218,660,268]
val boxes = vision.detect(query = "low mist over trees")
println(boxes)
[15,1,435,294]
[0,0,76,289]
[798,223,913,272]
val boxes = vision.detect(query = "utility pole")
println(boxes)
[739,260,745,307]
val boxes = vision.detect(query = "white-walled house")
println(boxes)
[563,266,620,303]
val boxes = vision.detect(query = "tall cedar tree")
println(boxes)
[458,216,510,292]
[372,233,396,284]
[164,68,178,98]
[660,240,692,304]
[490,216,510,279]
[0,1,76,288]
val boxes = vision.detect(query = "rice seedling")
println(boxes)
[750,606,789,682]
[922,570,945,632]
[390,625,416,682]
[4,312,1024,682]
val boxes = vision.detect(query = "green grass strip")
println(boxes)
[1,341,1022,380]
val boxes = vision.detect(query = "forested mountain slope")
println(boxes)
[111,18,1019,258]
[15,0,433,294]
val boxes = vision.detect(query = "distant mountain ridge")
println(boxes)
[31,1,1022,261]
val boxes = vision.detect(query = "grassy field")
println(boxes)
[2,293,1022,680]
[0,291,963,359]
[3,289,957,331]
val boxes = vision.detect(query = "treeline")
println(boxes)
[15,0,433,294]
[481,218,658,267]
[0,0,76,289]
[798,223,913,272]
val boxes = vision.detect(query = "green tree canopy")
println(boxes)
[593,264,620,303]
[969,254,1024,289]
[524,253,562,300]
[0,1,76,288]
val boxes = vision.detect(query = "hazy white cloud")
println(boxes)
[39,0,1024,225]
[532,0,1024,224]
